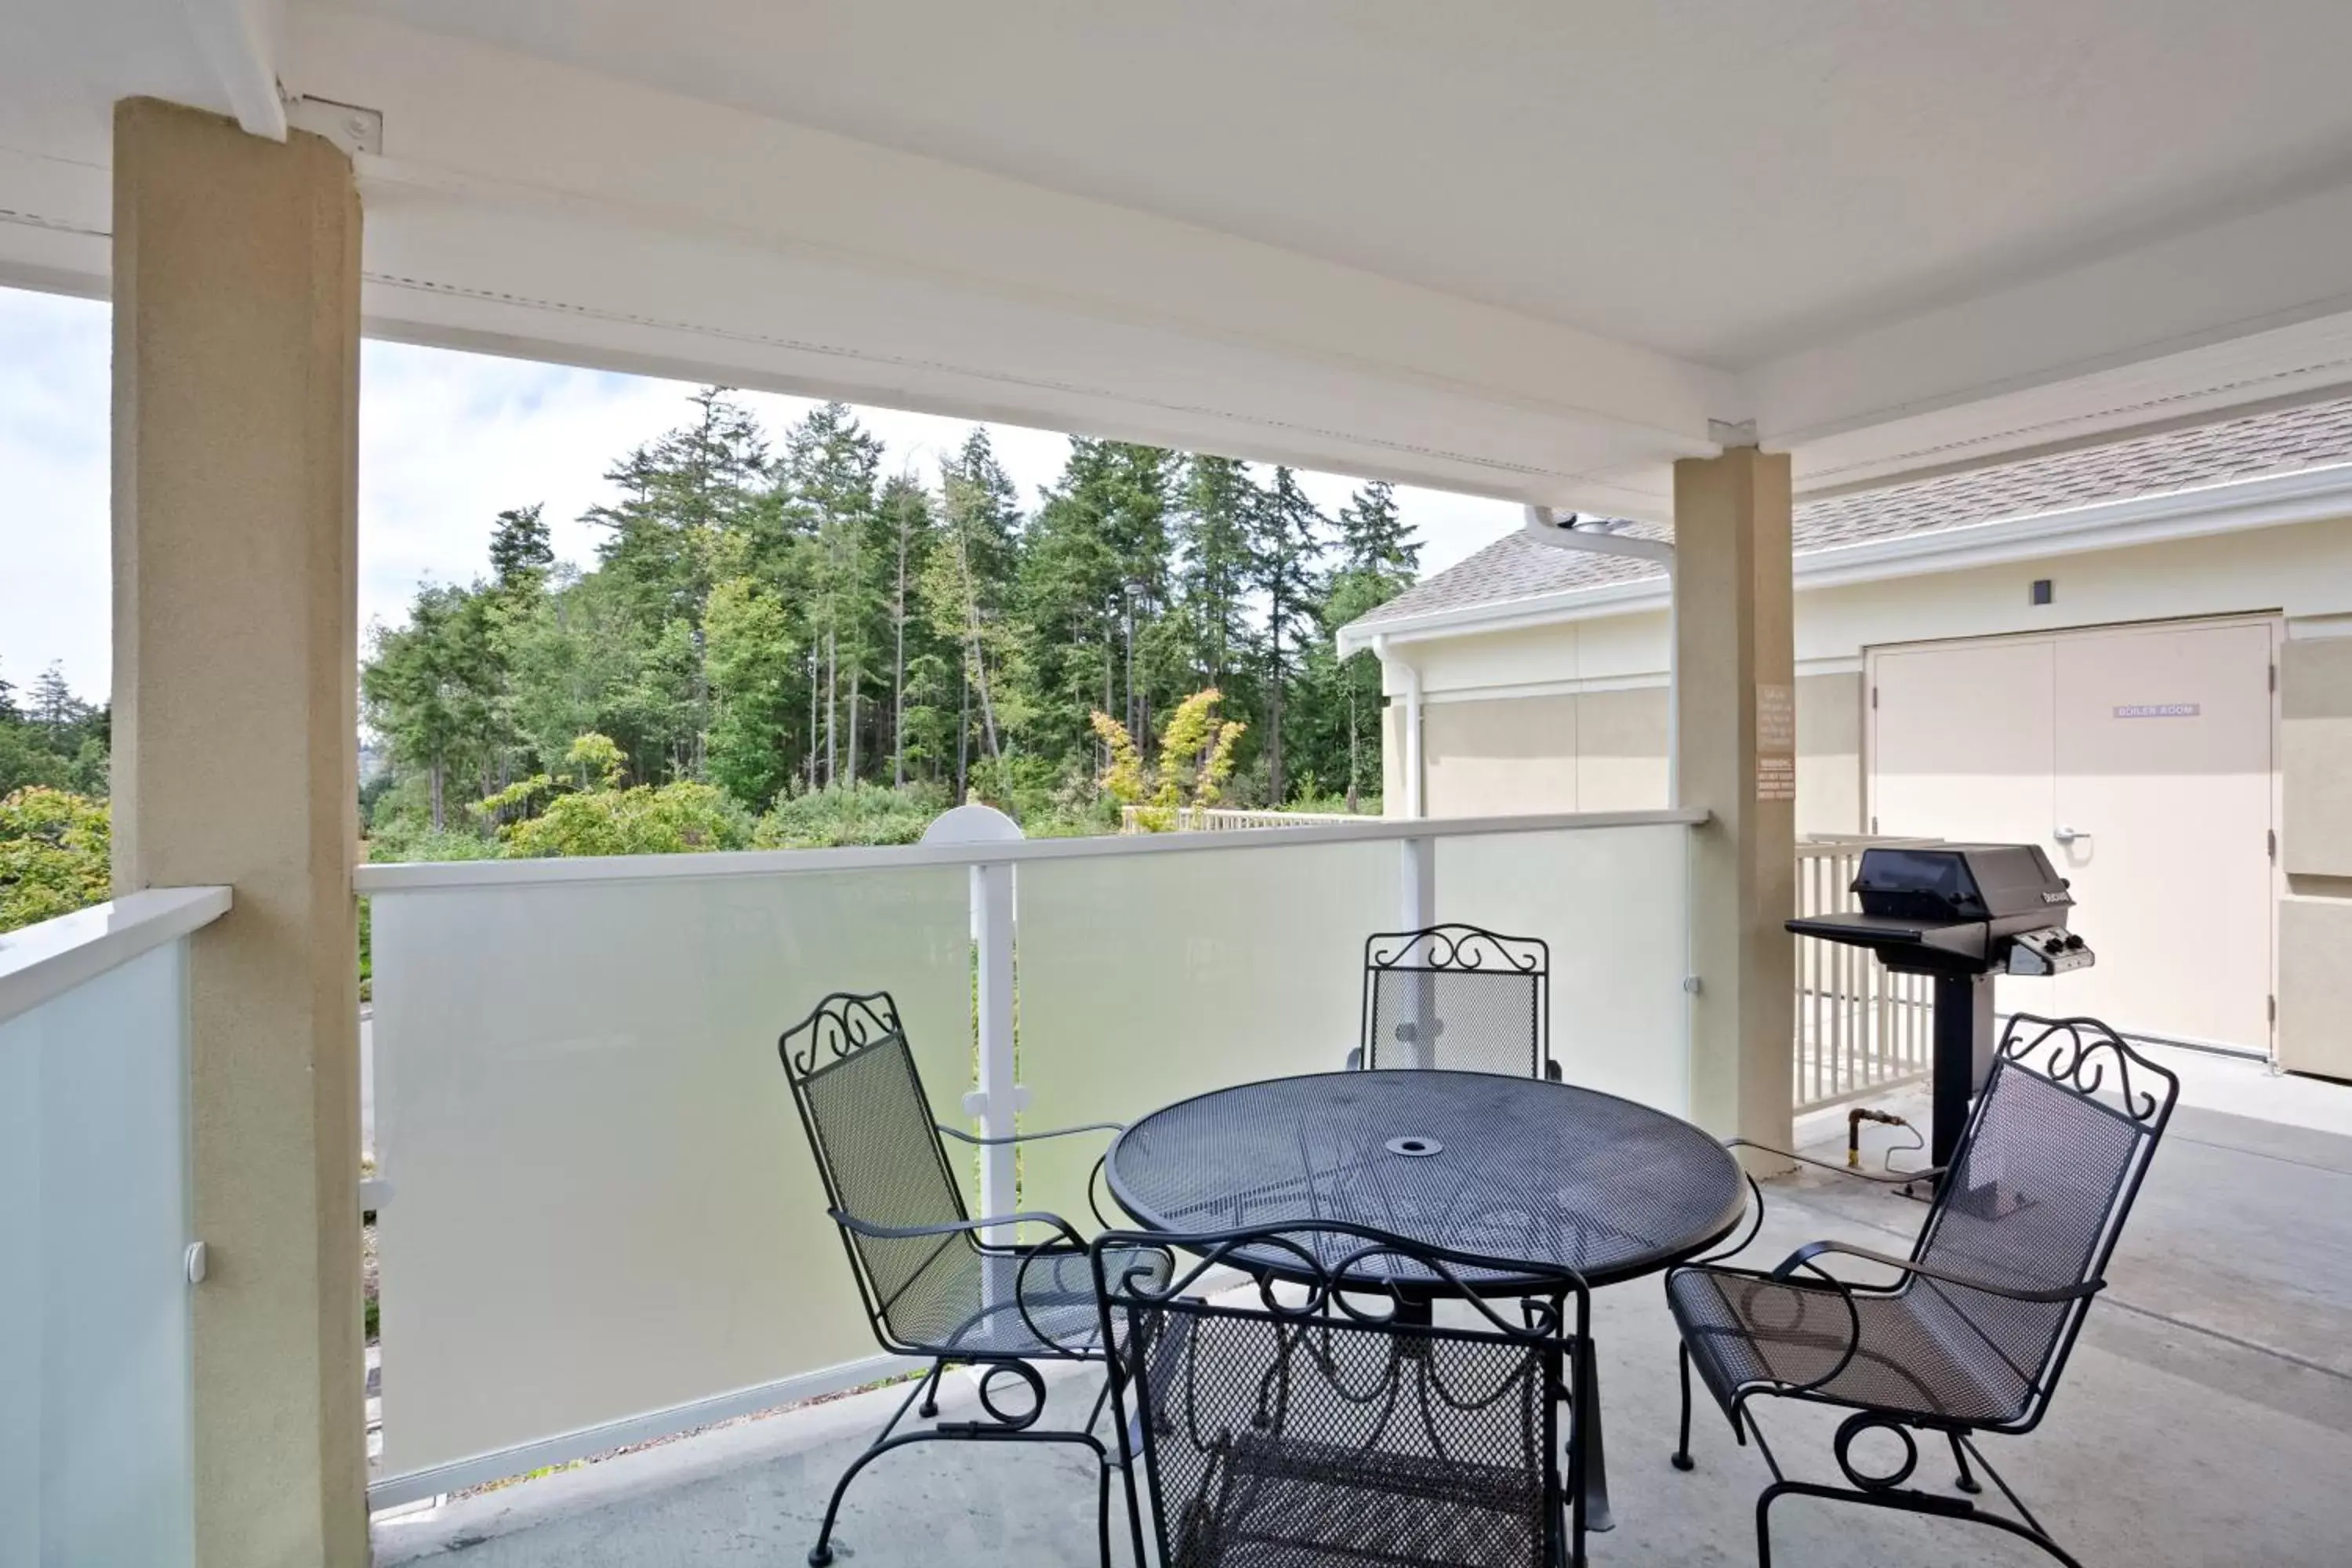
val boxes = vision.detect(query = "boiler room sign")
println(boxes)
[1755,683,1795,802]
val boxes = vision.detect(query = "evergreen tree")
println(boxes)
[1248,466,1327,804]
[31,662,89,732]
[1175,456,1256,694]
[876,473,942,788]
[1019,438,1127,769]
[1327,480,1421,808]
[361,585,502,829]
[583,387,769,779]
[488,503,554,593]
[703,575,801,809]
[1335,480,1418,586]
[780,402,884,786]
[924,430,1025,797]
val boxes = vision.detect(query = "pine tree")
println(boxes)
[1175,456,1256,694]
[876,473,939,788]
[924,430,1025,796]
[1327,479,1422,808]
[780,403,884,786]
[31,663,88,732]
[583,387,769,779]
[1335,480,1418,586]
[488,503,554,593]
[1019,438,1127,769]
[1248,466,1327,804]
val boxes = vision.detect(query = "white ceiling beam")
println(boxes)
[1752,179,2352,477]
[180,0,287,140]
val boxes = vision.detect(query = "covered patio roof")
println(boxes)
[1339,390,2352,650]
[15,2,2352,514]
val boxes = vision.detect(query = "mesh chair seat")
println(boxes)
[890,1242,1170,1359]
[1175,1429,1545,1568]
[1668,1268,2031,1426]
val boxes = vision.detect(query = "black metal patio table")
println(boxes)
[1104,1068,1748,1532]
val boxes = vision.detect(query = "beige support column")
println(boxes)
[111,98,366,1567]
[1673,446,1797,1154]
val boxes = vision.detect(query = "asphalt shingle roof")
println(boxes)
[1349,394,2352,633]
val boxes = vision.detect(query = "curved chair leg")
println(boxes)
[1094,1448,1115,1568]
[808,1385,1113,1568]
[915,1358,946,1419]
[810,1429,941,1566]
[1756,1479,1790,1568]
[1671,1342,1696,1470]
[1753,1478,2085,1568]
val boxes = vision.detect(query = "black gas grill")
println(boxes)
[1788,843,2093,1168]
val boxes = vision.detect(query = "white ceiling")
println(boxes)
[10,0,2352,516]
[331,0,2352,366]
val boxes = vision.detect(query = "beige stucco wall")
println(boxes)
[1376,510,2352,1072]
[2280,892,2352,1079]
[2283,637,2352,878]
[1411,676,1857,833]
[1389,514,2352,703]
[2280,636,2352,1078]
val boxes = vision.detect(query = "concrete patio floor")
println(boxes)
[376,1051,2352,1567]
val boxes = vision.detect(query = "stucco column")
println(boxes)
[111,98,366,1567]
[1672,446,1797,1154]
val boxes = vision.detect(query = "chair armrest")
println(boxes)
[935,1120,1123,1148]
[1724,1138,1944,1188]
[826,1207,1085,1253]
[1769,1239,2104,1305]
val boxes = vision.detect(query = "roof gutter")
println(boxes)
[1340,459,2352,654]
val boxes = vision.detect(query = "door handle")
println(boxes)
[2053,825,2089,846]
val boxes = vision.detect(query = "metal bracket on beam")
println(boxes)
[1520,506,1675,564]
[286,96,384,158]
[1708,419,1759,448]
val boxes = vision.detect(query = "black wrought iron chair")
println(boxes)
[778,989,1169,1568]
[1349,923,1559,1080]
[1662,1014,2180,1568]
[1094,1219,1592,1568]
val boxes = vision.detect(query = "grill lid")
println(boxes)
[1851,843,2072,923]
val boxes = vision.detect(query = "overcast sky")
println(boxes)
[0,285,1519,702]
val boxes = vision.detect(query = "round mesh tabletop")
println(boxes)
[1106,1070,1746,1293]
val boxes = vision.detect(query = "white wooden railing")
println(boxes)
[355,807,1703,1506]
[1120,804,1368,832]
[1791,837,1936,1114]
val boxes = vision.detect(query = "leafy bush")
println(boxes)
[755,781,952,849]
[0,787,111,933]
[502,779,753,858]
[363,818,502,865]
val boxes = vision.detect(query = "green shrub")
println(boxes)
[755,781,952,849]
[0,787,111,933]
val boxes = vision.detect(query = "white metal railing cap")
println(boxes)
[0,885,234,1025]
[354,808,1709,895]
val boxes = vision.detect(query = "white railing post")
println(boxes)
[920,804,1029,1246]
[1400,835,1438,1068]
[969,859,1021,1243]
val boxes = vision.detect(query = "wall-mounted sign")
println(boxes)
[1755,683,1795,801]
[2113,703,2200,719]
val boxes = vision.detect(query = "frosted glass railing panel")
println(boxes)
[1436,823,1692,1116]
[370,866,971,1483]
[0,944,194,1567]
[1015,840,1397,1223]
